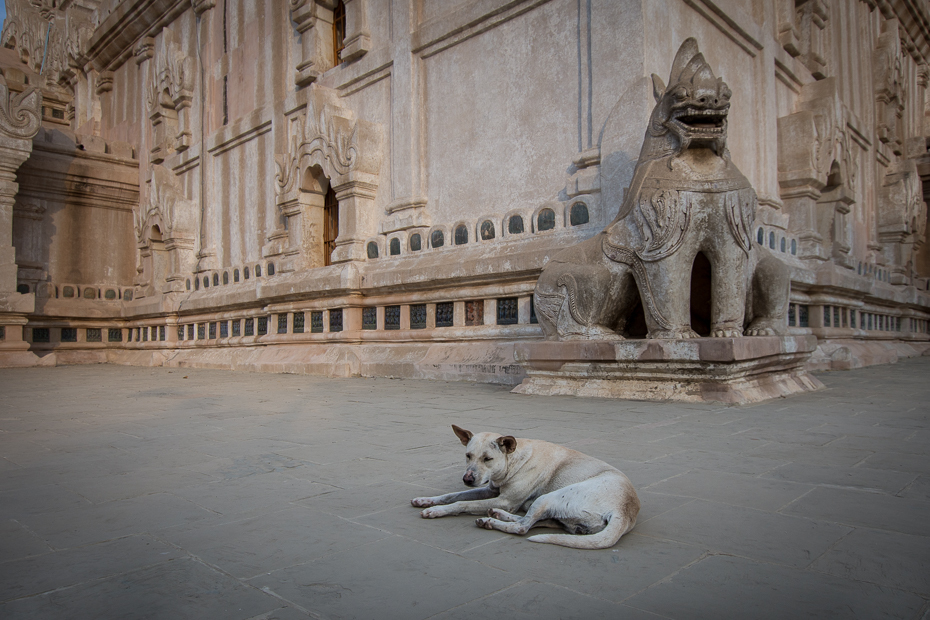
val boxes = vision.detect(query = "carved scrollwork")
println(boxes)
[302,100,360,175]
[601,239,674,331]
[134,165,196,245]
[0,83,42,140]
[275,96,361,196]
[0,0,94,88]
[633,189,690,261]
[533,292,564,331]
[145,44,194,113]
[725,188,755,256]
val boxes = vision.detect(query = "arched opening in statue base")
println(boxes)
[512,335,823,404]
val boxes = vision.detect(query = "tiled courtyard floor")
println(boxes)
[1,358,929,619]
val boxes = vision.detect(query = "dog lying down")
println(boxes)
[411,425,640,550]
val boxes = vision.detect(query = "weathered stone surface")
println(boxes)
[513,335,822,403]
[0,0,928,384]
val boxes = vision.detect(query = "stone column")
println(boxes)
[331,174,378,263]
[0,84,41,366]
[340,0,371,62]
[291,0,336,87]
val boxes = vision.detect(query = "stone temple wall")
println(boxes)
[0,0,927,381]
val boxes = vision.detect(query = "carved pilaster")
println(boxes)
[777,78,860,263]
[777,0,828,79]
[874,18,906,159]
[817,186,856,269]
[341,0,371,63]
[796,0,828,79]
[291,0,337,87]
[146,30,195,163]
[878,160,927,285]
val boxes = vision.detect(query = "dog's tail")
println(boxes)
[527,512,635,550]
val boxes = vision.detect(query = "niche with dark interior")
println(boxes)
[689,252,712,337]
[615,253,712,338]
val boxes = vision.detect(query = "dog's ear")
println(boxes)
[496,436,517,454]
[452,424,473,446]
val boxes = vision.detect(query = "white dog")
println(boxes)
[411,425,640,549]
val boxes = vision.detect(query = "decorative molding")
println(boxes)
[84,0,191,73]
[95,71,114,94]
[412,0,553,59]
[207,119,273,157]
[13,203,46,221]
[191,0,217,15]
[135,166,197,245]
[134,37,155,65]
[681,0,763,58]
[386,197,428,214]
[335,48,392,96]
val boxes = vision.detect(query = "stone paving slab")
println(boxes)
[0,357,929,619]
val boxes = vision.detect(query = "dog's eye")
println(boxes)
[483,457,492,463]
[466,453,472,459]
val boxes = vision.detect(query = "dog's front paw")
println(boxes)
[475,517,495,529]
[421,507,446,518]
[411,497,437,508]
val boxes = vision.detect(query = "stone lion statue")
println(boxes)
[534,38,789,340]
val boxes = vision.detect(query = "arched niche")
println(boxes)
[133,165,197,297]
[816,159,855,268]
[271,86,384,269]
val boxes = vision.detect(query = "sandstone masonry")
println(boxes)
[0,0,927,387]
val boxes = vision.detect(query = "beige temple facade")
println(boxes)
[0,0,928,385]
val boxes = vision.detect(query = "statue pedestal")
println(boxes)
[512,336,822,404]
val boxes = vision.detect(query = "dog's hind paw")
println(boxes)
[411,497,436,508]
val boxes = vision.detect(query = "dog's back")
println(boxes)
[509,439,640,549]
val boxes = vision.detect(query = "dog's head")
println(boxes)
[452,424,516,488]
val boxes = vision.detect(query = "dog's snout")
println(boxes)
[463,471,476,486]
